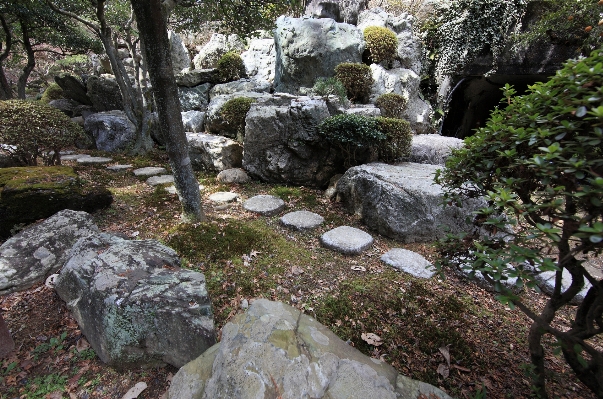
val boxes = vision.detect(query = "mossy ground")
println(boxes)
[0,148,597,398]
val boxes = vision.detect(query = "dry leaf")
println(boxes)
[76,338,90,352]
[45,392,63,399]
[351,265,366,272]
[437,363,449,379]
[438,345,450,367]
[361,332,383,346]
[121,381,148,399]
[291,266,304,275]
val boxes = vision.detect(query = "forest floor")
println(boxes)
[0,149,599,399]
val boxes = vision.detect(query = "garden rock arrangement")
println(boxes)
[380,248,436,279]
[186,133,243,172]
[320,226,374,255]
[168,299,451,399]
[243,194,286,216]
[405,134,464,165]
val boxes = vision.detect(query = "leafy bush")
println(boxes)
[435,49,603,397]
[39,83,64,104]
[217,51,245,82]
[334,63,373,104]
[364,26,398,64]
[318,114,385,167]
[375,93,407,119]
[0,100,86,165]
[220,97,256,142]
[312,77,348,104]
[375,117,412,162]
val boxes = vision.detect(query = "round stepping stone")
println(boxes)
[380,248,436,279]
[77,156,112,164]
[243,195,285,216]
[107,164,133,171]
[209,191,239,203]
[165,184,205,195]
[320,226,373,255]
[280,210,324,231]
[146,175,174,186]
[133,166,167,176]
[61,154,90,161]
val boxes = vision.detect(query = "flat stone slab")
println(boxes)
[320,226,374,255]
[107,164,132,171]
[209,192,239,203]
[146,175,175,186]
[133,167,167,176]
[61,154,91,161]
[243,195,285,216]
[380,248,436,278]
[77,156,112,164]
[280,210,324,231]
[165,185,205,195]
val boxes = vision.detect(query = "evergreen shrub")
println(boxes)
[40,83,64,104]
[375,93,407,119]
[334,63,373,103]
[217,51,245,82]
[220,97,256,142]
[364,26,398,64]
[312,77,347,104]
[376,117,412,162]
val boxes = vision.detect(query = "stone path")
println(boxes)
[77,156,113,165]
[243,195,285,216]
[134,167,167,176]
[209,192,239,203]
[320,226,374,256]
[380,248,436,279]
[280,210,324,231]
[146,175,175,186]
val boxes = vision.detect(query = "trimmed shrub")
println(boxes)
[0,100,87,166]
[220,97,256,142]
[364,26,398,64]
[375,93,407,119]
[312,77,347,104]
[318,113,385,167]
[217,51,245,82]
[375,117,412,162]
[40,83,64,104]
[334,63,373,104]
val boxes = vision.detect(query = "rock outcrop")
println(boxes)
[84,110,137,152]
[186,133,243,172]
[193,34,245,70]
[87,75,123,112]
[168,31,191,74]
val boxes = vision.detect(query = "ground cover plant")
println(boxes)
[0,148,599,398]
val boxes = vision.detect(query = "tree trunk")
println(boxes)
[0,14,14,100]
[16,20,35,100]
[130,0,204,222]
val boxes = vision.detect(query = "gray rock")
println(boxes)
[186,133,243,172]
[168,31,191,74]
[168,299,450,399]
[305,0,369,24]
[274,16,364,93]
[175,69,220,87]
[106,164,133,171]
[216,168,250,184]
[166,184,204,195]
[55,234,216,369]
[336,163,484,242]
[71,116,85,126]
[380,248,436,278]
[320,226,374,255]
[535,269,592,305]
[182,111,206,133]
[324,174,343,200]
[243,195,285,216]
[61,154,91,161]
[146,175,174,186]
[48,99,77,117]
[241,38,276,83]
[0,210,99,295]
[84,111,136,152]
[87,75,123,112]
[404,134,464,165]
[208,192,239,203]
[357,7,414,34]
[209,79,272,99]
[193,33,245,70]
[77,156,113,164]
[345,105,381,117]
[54,75,92,106]
[205,92,266,137]
[133,167,167,176]
[178,83,213,112]
[280,210,324,231]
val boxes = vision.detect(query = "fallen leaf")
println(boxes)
[452,364,470,372]
[361,332,383,346]
[437,363,449,379]
[351,265,366,272]
[121,381,148,399]
[250,250,261,258]
[439,345,451,367]
[45,391,63,399]
[76,338,90,352]
[291,266,304,275]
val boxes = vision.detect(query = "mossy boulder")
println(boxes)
[0,166,112,237]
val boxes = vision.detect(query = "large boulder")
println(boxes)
[86,75,123,112]
[209,79,272,99]
[274,16,364,93]
[168,299,451,399]
[169,30,191,73]
[182,111,206,133]
[55,234,216,369]
[54,75,92,106]
[193,33,245,70]
[336,162,483,242]
[305,0,369,25]
[241,38,276,83]
[84,110,137,152]
[178,83,212,112]
[176,69,221,87]
[0,210,99,295]
[0,167,112,238]
[187,133,243,172]
[404,134,464,165]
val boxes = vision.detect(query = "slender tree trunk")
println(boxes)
[16,20,35,99]
[0,14,13,99]
[130,0,204,222]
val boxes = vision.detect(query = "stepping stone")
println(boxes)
[133,167,167,177]
[380,248,436,279]
[320,226,373,255]
[165,184,205,195]
[61,154,90,161]
[243,195,285,216]
[209,192,239,203]
[280,210,324,231]
[146,175,174,186]
[107,164,132,171]
[77,156,113,164]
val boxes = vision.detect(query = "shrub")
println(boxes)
[435,49,603,397]
[375,117,412,162]
[217,51,245,82]
[0,100,86,166]
[312,77,347,104]
[318,114,385,167]
[374,93,407,119]
[220,97,256,142]
[364,26,398,64]
[40,83,64,104]
[334,63,373,103]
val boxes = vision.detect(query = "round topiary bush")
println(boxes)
[0,100,87,166]
[375,93,407,119]
[217,51,245,82]
[334,63,373,104]
[220,97,256,142]
[318,113,385,167]
[375,117,412,162]
[40,83,64,104]
[364,26,398,65]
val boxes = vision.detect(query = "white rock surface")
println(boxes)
[381,248,436,278]
[243,195,285,216]
[320,226,374,255]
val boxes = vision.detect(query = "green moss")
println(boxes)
[217,51,245,82]
[39,83,64,104]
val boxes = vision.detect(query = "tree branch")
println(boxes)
[45,0,100,33]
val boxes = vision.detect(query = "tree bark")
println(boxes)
[0,14,14,99]
[130,0,204,222]
[16,19,35,100]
